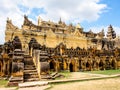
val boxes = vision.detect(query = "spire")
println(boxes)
[58,17,62,24]
[107,25,116,39]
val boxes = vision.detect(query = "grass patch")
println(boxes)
[44,85,53,90]
[52,70,71,80]
[59,70,71,79]
[0,79,8,87]
[85,69,120,75]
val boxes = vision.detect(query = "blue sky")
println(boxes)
[81,0,120,30]
[0,0,120,44]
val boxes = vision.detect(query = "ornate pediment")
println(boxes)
[73,29,83,37]
[46,29,56,37]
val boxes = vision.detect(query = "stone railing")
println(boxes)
[33,50,41,79]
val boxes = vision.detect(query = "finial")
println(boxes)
[76,23,81,29]
[58,17,62,24]
[109,24,112,28]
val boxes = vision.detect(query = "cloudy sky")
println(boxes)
[0,0,120,44]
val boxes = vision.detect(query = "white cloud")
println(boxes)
[36,0,107,23]
[0,0,107,44]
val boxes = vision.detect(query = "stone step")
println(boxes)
[24,57,33,60]
[24,60,33,63]
[24,58,33,61]
[41,75,54,79]
[24,65,35,68]
[24,67,36,70]
[24,64,35,67]
[24,55,32,58]
[24,70,37,73]
[24,72,38,76]
[24,70,38,78]
[24,66,36,70]
[19,81,48,88]
[24,57,33,59]
[23,55,40,82]
[9,76,23,83]
[24,58,33,60]
[24,61,34,65]
[24,78,40,82]
[24,74,39,79]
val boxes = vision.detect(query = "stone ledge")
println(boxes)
[19,81,48,88]
[48,74,120,84]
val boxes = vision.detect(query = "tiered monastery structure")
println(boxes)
[0,15,120,84]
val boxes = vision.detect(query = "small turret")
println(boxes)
[76,23,82,29]
[38,16,42,26]
[97,29,105,39]
[75,23,83,32]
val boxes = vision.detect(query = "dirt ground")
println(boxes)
[68,72,108,79]
[49,77,120,90]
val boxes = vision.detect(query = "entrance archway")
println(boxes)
[69,63,73,72]
[99,61,104,70]
[111,60,116,69]
[50,61,55,71]
[86,62,90,71]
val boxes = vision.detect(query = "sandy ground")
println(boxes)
[0,72,119,90]
[18,85,51,90]
[49,77,120,90]
[68,72,109,79]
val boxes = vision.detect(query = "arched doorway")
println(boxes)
[111,60,116,69]
[96,62,99,70]
[79,60,82,70]
[99,61,104,70]
[86,62,90,71]
[50,61,55,71]
[69,63,73,72]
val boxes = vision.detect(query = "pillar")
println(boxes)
[3,60,6,76]
[63,60,67,70]
[0,62,2,76]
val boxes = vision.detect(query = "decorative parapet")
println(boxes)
[6,18,18,31]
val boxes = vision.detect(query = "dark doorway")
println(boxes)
[86,62,90,71]
[111,60,116,69]
[9,62,12,74]
[86,62,90,68]
[99,61,104,70]
[50,61,55,70]
[69,63,73,72]
[99,61,103,67]
[79,60,82,69]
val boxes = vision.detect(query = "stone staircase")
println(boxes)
[24,55,40,82]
